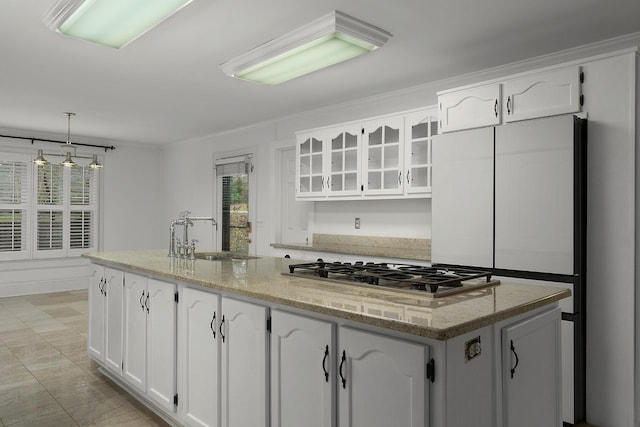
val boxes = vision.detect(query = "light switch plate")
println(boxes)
[355,218,360,229]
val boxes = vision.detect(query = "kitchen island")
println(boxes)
[84,250,569,427]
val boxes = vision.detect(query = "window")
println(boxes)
[0,151,99,260]
[0,156,29,259]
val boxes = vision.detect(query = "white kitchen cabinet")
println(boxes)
[270,310,334,427]
[431,127,494,268]
[494,115,575,274]
[438,83,501,133]
[503,67,581,122]
[362,115,405,196]
[146,278,177,412]
[123,273,177,413]
[221,297,269,427]
[404,109,438,195]
[338,326,428,427]
[88,265,123,376]
[296,131,326,198]
[123,272,147,393]
[327,124,362,197]
[501,306,562,427]
[180,287,221,427]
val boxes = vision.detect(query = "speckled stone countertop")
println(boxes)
[271,234,431,261]
[84,250,569,341]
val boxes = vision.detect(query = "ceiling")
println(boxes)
[2,0,640,147]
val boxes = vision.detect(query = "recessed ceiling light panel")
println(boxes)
[44,0,194,49]
[220,11,392,86]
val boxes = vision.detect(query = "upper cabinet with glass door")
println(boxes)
[296,131,326,198]
[327,124,362,197]
[294,107,436,201]
[362,115,404,196]
[404,108,438,195]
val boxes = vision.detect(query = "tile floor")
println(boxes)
[0,290,169,426]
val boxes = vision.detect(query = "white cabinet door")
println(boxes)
[502,306,562,427]
[362,116,405,195]
[221,298,269,427]
[123,272,147,393]
[431,127,494,268]
[504,67,581,122]
[338,326,427,427]
[146,278,177,413]
[271,310,334,427]
[327,124,362,197]
[104,267,124,375]
[404,109,437,195]
[296,131,327,199]
[438,83,501,133]
[181,288,221,427]
[88,265,105,361]
[494,115,575,274]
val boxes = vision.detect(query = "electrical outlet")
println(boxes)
[465,336,481,362]
[355,218,360,229]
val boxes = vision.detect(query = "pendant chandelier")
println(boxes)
[33,112,103,169]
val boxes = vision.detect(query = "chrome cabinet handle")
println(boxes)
[139,290,145,311]
[506,96,512,115]
[145,292,149,314]
[494,99,499,117]
[406,170,410,184]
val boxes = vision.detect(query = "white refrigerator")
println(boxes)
[431,114,587,425]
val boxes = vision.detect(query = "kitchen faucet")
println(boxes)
[168,211,217,258]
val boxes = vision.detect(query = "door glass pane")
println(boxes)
[385,126,400,143]
[221,175,249,254]
[412,141,429,165]
[412,122,428,139]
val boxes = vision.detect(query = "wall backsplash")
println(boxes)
[311,198,431,239]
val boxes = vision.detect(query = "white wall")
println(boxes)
[101,143,165,251]
[312,199,431,238]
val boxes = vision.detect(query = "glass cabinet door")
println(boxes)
[404,108,437,195]
[327,125,361,196]
[362,116,404,195]
[296,132,325,198]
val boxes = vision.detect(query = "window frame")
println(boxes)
[0,150,100,261]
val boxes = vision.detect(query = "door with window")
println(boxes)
[215,154,255,255]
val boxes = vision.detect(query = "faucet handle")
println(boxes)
[179,210,192,219]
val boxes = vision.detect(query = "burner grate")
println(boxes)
[287,259,494,294]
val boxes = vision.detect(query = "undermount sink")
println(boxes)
[195,251,259,261]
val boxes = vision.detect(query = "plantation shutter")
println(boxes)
[36,164,64,252]
[69,166,97,251]
[0,158,29,257]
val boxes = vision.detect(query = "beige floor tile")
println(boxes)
[0,291,168,427]
[5,411,79,427]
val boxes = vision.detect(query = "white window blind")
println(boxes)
[0,159,29,255]
[36,164,64,253]
[0,150,100,260]
[69,166,97,250]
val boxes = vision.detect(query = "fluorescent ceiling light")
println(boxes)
[44,0,194,48]
[220,11,392,86]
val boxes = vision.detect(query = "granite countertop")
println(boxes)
[271,234,431,261]
[84,250,570,341]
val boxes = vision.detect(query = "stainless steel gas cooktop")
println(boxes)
[283,259,500,297]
